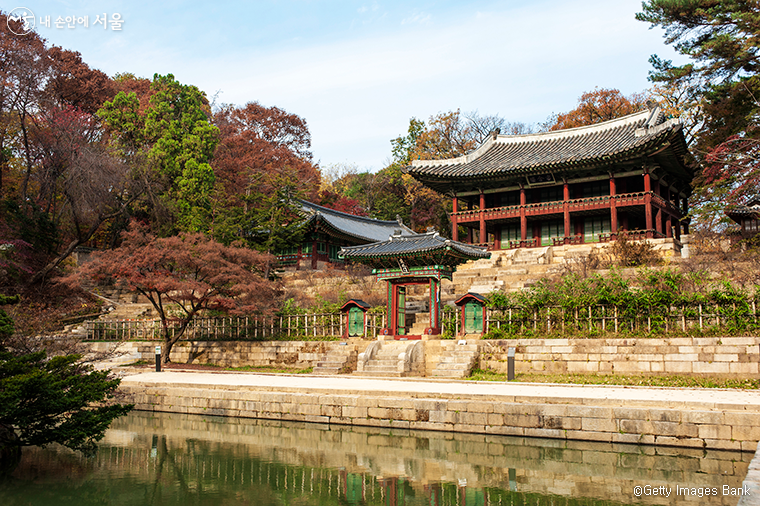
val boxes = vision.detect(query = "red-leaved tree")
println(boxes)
[72,224,279,363]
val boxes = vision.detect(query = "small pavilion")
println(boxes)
[339,231,489,339]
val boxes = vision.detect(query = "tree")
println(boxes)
[0,294,131,475]
[211,102,320,245]
[98,74,219,234]
[638,1,760,226]
[72,224,278,364]
[0,352,132,455]
[545,88,648,131]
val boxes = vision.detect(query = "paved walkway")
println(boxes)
[120,371,760,411]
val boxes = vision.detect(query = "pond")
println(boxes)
[0,411,752,506]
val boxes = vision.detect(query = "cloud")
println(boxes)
[401,12,431,25]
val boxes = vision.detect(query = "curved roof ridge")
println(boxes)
[299,199,413,231]
[409,107,670,169]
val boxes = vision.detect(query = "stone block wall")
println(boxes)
[480,337,760,378]
[119,376,760,451]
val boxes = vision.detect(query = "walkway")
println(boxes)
[121,370,760,411]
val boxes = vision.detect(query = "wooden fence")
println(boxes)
[485,302,760,335]
[86,313,387,341]
[85,301,759,341]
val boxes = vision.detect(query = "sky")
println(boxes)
[8,1,685,172]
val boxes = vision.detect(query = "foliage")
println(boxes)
[211,102,319,246]
[0,295,19,345]
[544,88,648,131]
[483,267,760,337]
[637,0,760,227]
[99,74,219,235]
[70,223,279,363]
[0,350,132,455]
[609,232,661,267]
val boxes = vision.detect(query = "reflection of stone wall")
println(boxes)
[102,411,750,506]
[120,375,760,451]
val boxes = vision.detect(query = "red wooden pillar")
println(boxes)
[644,170,653,238]
[479,190,486,245]
[311,239,318,269]
[452,195,459,241]
[520,186,527,241]
[563,180,570,241]
[467,200,474,243]
[609,173,618,235]
[666,213,672,238]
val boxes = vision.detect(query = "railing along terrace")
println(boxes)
[485,302,760,336]
[86,313,387,341]
[452,192,662,224]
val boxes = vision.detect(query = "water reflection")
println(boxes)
[0,410,751,506]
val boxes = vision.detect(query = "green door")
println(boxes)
[464,302,483,334]
[396,286,406,335]
[348,307,363,337]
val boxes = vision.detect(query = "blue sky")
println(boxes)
[12,1,683,171]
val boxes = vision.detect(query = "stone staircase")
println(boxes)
[430,341,480,378]
[312,342,359,375]
[355,340,424,377]
[444,247,583,302]
[407,312,428,336]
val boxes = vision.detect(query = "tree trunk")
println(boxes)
[0,423,21,477]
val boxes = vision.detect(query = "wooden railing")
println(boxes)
[485,303,760,336]
[452,192,677,224]
[85,313,387,341]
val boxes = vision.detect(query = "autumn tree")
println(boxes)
[28,105,134,284]
[544,88,648,131]
[637,0,760,228]
[210,102,320,248]
[73,224,278,364]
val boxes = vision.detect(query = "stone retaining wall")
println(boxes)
[88,340,369,369]
[481,337,760,377]
[91,336,760,379]
[120,376,760,451]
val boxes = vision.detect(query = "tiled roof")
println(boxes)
[340,231,489,262]
[299,200,415,243]
[726,199,760,221]
[407,107,692,193]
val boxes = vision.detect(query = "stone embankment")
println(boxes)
[119,372,760,451]
[91,335,760,378]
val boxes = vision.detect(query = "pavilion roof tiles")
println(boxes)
[726,198,760,221]
[406,107,693,193]
[339,231,489,265]
[299,200,415,243]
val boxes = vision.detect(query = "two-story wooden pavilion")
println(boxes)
[406,106,695,249]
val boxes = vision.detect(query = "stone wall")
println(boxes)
[89,336,760,378]
[87,340,371,369]
[480,337,760,377]
[120,373,760,451]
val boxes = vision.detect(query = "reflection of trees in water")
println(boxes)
[0,411,750,506]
